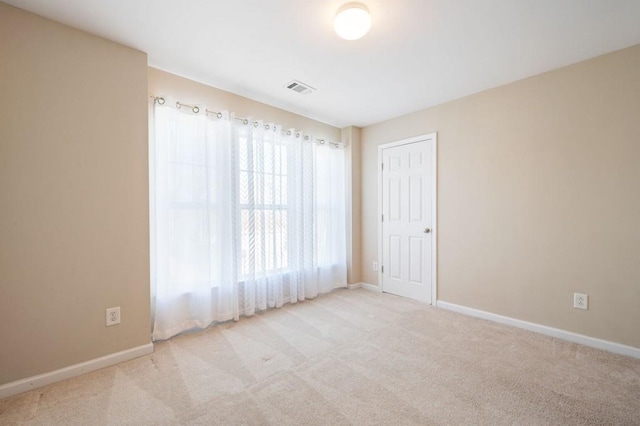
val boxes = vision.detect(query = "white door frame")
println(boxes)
[377,133,437,304]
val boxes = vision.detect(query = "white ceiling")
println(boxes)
[5,0,640,128]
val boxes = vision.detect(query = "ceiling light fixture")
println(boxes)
[334,2,371,41]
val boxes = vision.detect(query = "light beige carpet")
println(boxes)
[1,288,639,425]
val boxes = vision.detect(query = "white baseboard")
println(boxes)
[357,282,382,293]
[437,301,640,360]
[347,283,362,290]
[0,342,154,399]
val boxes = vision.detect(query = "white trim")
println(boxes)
[431,134,438,305]
[0,343,154,399]
[361,282,382,293]
[347,282,382,292]
[377,132,438,304]
[437,301,640,360]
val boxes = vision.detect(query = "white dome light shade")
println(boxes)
[334,2,371,40]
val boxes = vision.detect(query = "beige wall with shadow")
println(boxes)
[360,45,640,349]
[148,67,341,142]
[0,4,151,385]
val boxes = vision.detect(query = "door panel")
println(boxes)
[389,178,401,221]
[408,236,423,284]
[409,176,423,221]
[381,139,432,303]
[389,235,402,279]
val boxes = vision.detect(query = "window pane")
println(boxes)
[281,176,287,205]
[239,137,248,171]
[264,142,273,174]
[255,211,264,271]
[276,210,288,269]
[265,210,274,271]
[274,144,282,175]
[280,144,287,176]
[241,209,251,275]
[240,171,250,204]
[265,173,273,205]
[237,137,290,277]
[255,172,264,205]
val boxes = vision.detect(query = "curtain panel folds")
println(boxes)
[151,102,347,341]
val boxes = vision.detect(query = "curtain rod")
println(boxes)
[151,96,343,148]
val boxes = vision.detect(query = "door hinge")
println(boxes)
[381,265,384,273]
[381,162,384,170]
[381,214,384,222]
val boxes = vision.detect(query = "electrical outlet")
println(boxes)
[106,307,121,326]
[573,293,588,310]
[372,261,378,271]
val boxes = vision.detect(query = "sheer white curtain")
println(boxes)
[151,101,347,340]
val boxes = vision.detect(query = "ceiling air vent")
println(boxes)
[285,80,315,95]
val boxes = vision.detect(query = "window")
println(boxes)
[151,102,347,340]
[238,132,289,278]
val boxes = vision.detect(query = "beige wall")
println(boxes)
[0,4,150,385]
[343,126,362,284]
[361,45,640,349]
[148,68,341,142]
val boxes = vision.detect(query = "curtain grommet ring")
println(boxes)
[192,106,200,113]
[217,112,222,119]
[156,97,165,105]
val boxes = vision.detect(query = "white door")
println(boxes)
[381,138,433,303]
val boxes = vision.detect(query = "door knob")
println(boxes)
[424,228,431,233]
